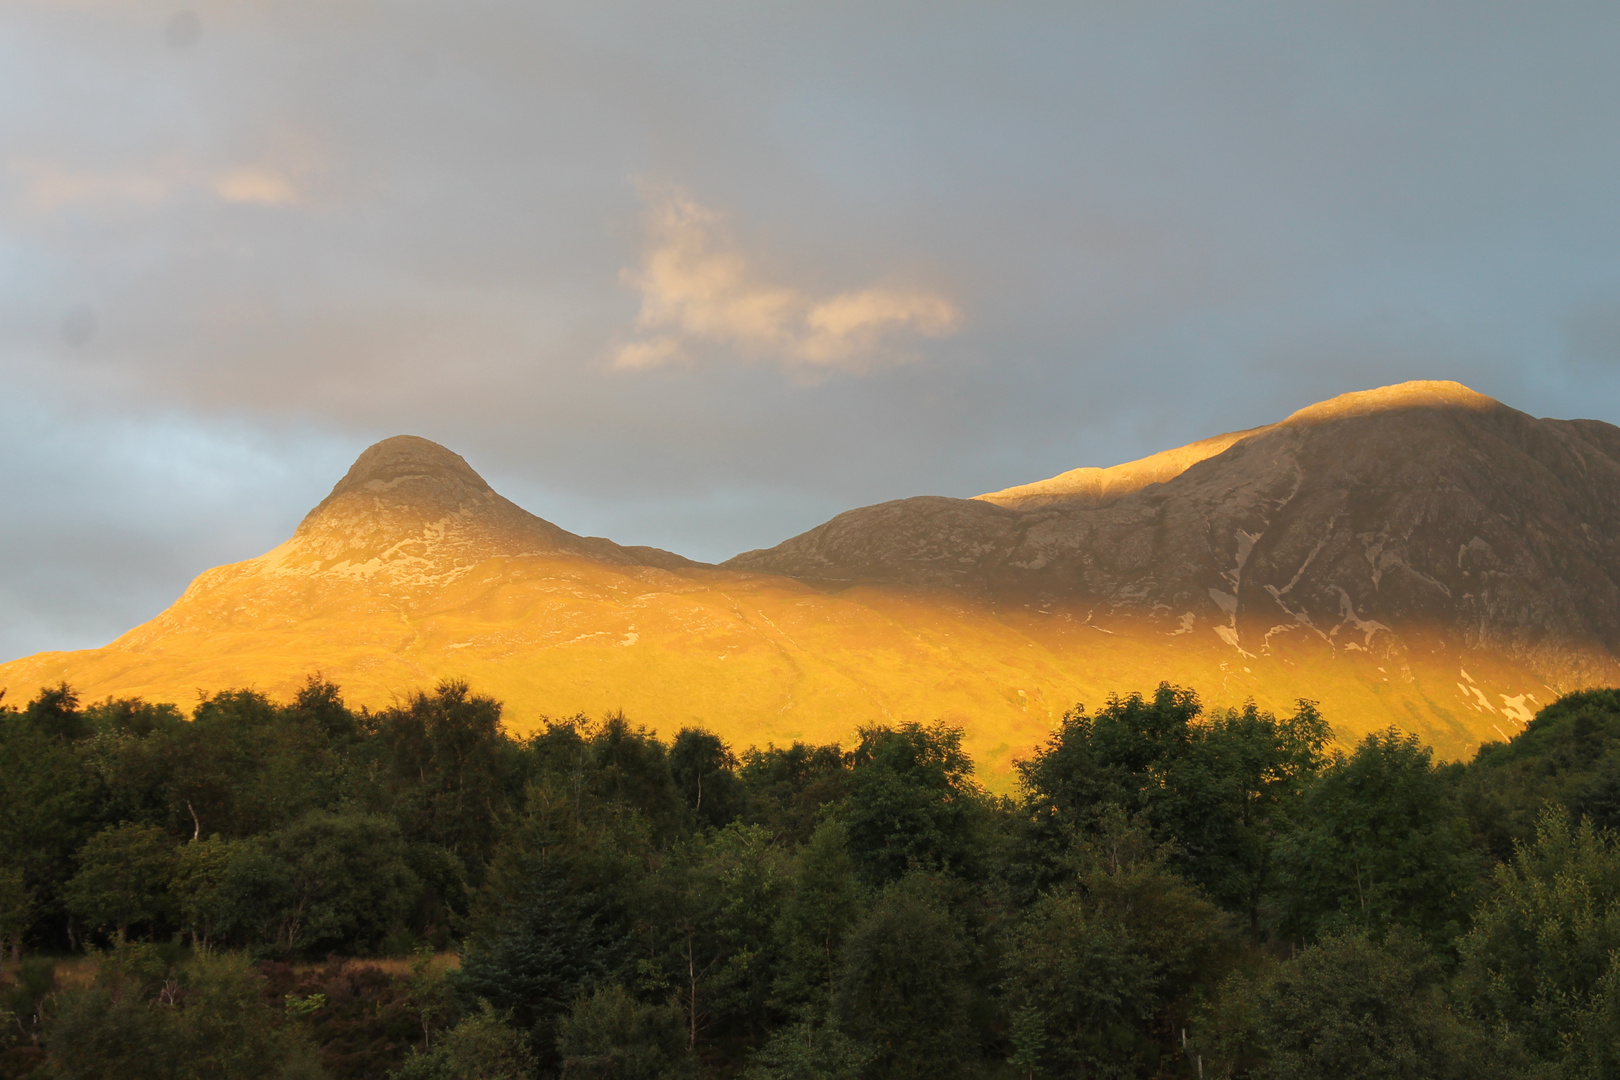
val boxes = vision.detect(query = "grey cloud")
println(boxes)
[0,384,357,662]
[3,1,1620,656]
[1567,301,1620,369]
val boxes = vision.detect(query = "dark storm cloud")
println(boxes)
[3,1,1620,657]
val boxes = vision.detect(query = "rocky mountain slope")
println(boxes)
[727,382,1620,691]
[1,381,1607,775]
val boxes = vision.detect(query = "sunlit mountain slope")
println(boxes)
[2,382,1608,778]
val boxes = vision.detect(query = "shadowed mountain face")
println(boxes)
[726,382,1620,688]
[1,381,1612,776]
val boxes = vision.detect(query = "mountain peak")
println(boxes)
[1279,379,1498,427]
[322,435,493,506]
[280,435,634,573]
[977,380,1501,512]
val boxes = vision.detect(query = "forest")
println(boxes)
[3,676,1620,1079]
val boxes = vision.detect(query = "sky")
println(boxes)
[4,1,1620,662]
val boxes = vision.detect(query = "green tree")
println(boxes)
[81,696,184,739]
[289,675,358,744]
[47,943,326,1080]
[0,864,32,961]
[25,682,90,742]
[1255,932,1493,1080]
[392,1002,536,1080]
[63,823,177,941]
[457,779,648,1067]
[743,1021,871,1080]
[369,682,520,883]
[670,728,743,830]
[738,742,852,845]
[1003,893,1154,1079]
[842,722,987,885]
[79,698,188,836]
[1274,729,1479,946]
[1001,815,1231,1079]
[404,946,459,1052]
[1461,689,1620,861]
[1173,701,1330,931]
[167,689,289,840]
[555,982,685,1080]
[772,819,864,1021]
[194,812,417,956]
[0,701,106,948]
[256,810,420,955]
[640,823,786,1051]
[157,685,362,845]
[1018,686,1328,929]
[831,873,975,1080]
[171,836,237,951]
[1457,807,1620,1077]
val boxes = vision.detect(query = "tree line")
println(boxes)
[4,676,1620,1078]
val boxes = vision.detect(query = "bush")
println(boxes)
[556,983,685,1080]
[392,1003,534,1080]
[47,944,326,1080]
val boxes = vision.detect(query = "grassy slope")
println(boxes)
[0,554,1551,787]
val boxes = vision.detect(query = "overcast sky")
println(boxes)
[4,1,1620,661]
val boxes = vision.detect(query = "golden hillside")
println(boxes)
[5,385,1593,780]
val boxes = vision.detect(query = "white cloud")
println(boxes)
[615,187,961,372]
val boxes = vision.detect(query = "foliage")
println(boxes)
[670,727,744,830]
[0,695,107,949]
[1252,931,1495,1080]
[392,1002,535,1080]
[743,1021,871,1080]
[1018,685,1329,929]
[554,982,685,1080]
[367,681,520,883]
[194,811,420,957]
[831,872,976,1080]
[1462,688,1620,860]
[1457,807,1620,1077]
[46,943,326,1080]
[772,819,864,1022]
[639,823,787,1052]
[841,721,988,885]
[17,675,1620,1079]
[456,776,648,1068]
[1273,729,1479,947]
[63,823,176,941]
[738,742,852,845]
[1001,814,1233,1078]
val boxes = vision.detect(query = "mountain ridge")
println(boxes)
[971,380,1495,512]
[726,380,1620,688]
[1,380,1610,775]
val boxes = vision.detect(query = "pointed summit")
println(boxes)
[321,435,495,507]
[281,435,631,579]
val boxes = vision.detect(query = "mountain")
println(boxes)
[2,381,1612,777]
[729,381,1620,685]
